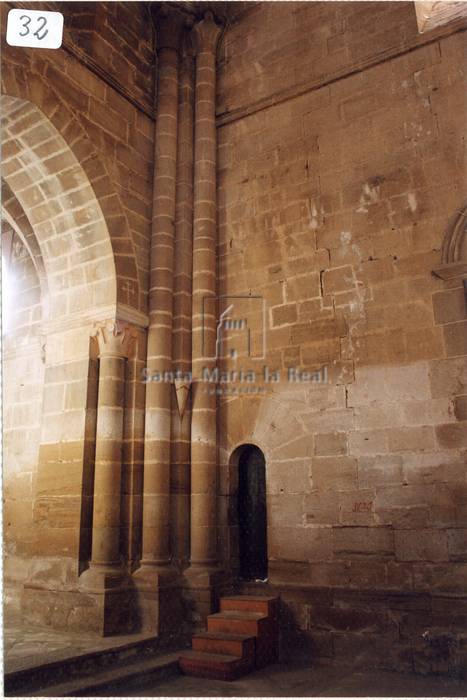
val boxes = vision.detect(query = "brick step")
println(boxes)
[220,595,278,617]
[207,610,269,637]
[192,631,255,657]
[179,595,279,681]
[179,650,253,681]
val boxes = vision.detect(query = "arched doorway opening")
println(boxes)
[235,444,268,581]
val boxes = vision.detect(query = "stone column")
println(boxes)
[136,8,184,574]
[171,36,194,566]
[185,11,223,619]
[133,7,185,633]
[79,320,134,635]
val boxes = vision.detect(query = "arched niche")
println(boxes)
[229,443,268,582]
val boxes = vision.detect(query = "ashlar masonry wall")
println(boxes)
[217,1,467,673]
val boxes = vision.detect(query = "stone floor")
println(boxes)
[3,612,157,674]
[119,663,467,697]
[4,613,467,696]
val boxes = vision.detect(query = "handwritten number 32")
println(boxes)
[19,15,48,40]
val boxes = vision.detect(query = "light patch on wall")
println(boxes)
[356,180,381,213]
[407,192,418,213]
[1,256,15,333]
[307,200,319,230]
[341,231,352,244]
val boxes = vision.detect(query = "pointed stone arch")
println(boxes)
[1,63,141,319]
[2,94,119,323]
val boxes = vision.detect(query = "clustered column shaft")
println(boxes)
[138,9,222,582]
[140,13,184,570]
[189,12,222,569]
[171,38,195,565]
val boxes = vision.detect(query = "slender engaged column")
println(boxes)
[171,37,194,566]
[80,321,134,592]
[137,9,184,574]
[189,11,222,570]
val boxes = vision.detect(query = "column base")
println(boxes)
[133,564,183,638]
[182,565,226,631]
[78,564,135,636]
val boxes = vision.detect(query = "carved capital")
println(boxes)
[93,320,136,359]
[191,11,222,56]
[154,4,188,52]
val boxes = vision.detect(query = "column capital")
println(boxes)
[93,320,136,359]
[155,4,190,53]
[191,10,222,56]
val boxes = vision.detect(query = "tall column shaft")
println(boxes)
[140,14,184,569]
[190,12,222,569]
[78,321,137,635]
[92,353,126,565]
[79,320,134,599]
[171,43,194,565]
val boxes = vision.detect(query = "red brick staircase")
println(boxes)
[179,595,279,681]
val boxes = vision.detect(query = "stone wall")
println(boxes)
[217,0,467,672]
[2,224,45,613]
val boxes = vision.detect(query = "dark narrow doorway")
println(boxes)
[237,444,267,581]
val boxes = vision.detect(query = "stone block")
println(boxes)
[387,425,436,452]
[349,429,388,456]
[267,459,312,495]
[311,456,358,491]
[271,434,314,460]
[322,266,355,295]
[269,526,333,562]
[268,494,304,527]
[305,491,339,525]
[332,526,394,558]
[413,562,467,593]
[453,395,467,420]
[432,287,466,325]
[348,362,431,406]
[338,489,377,526]
[314,431,348,456]
[290,317,348,344]
[301,338,341,365]
[358,455,403,488]
[395,529,449,562]
[444,321,467,357]
[286,273,321,302]
[447,529,467,562]
[271,303,297,327]
[429,357,467,398]
[402,398,453,426]
[436,422,467,449]
[354,403,403,430]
